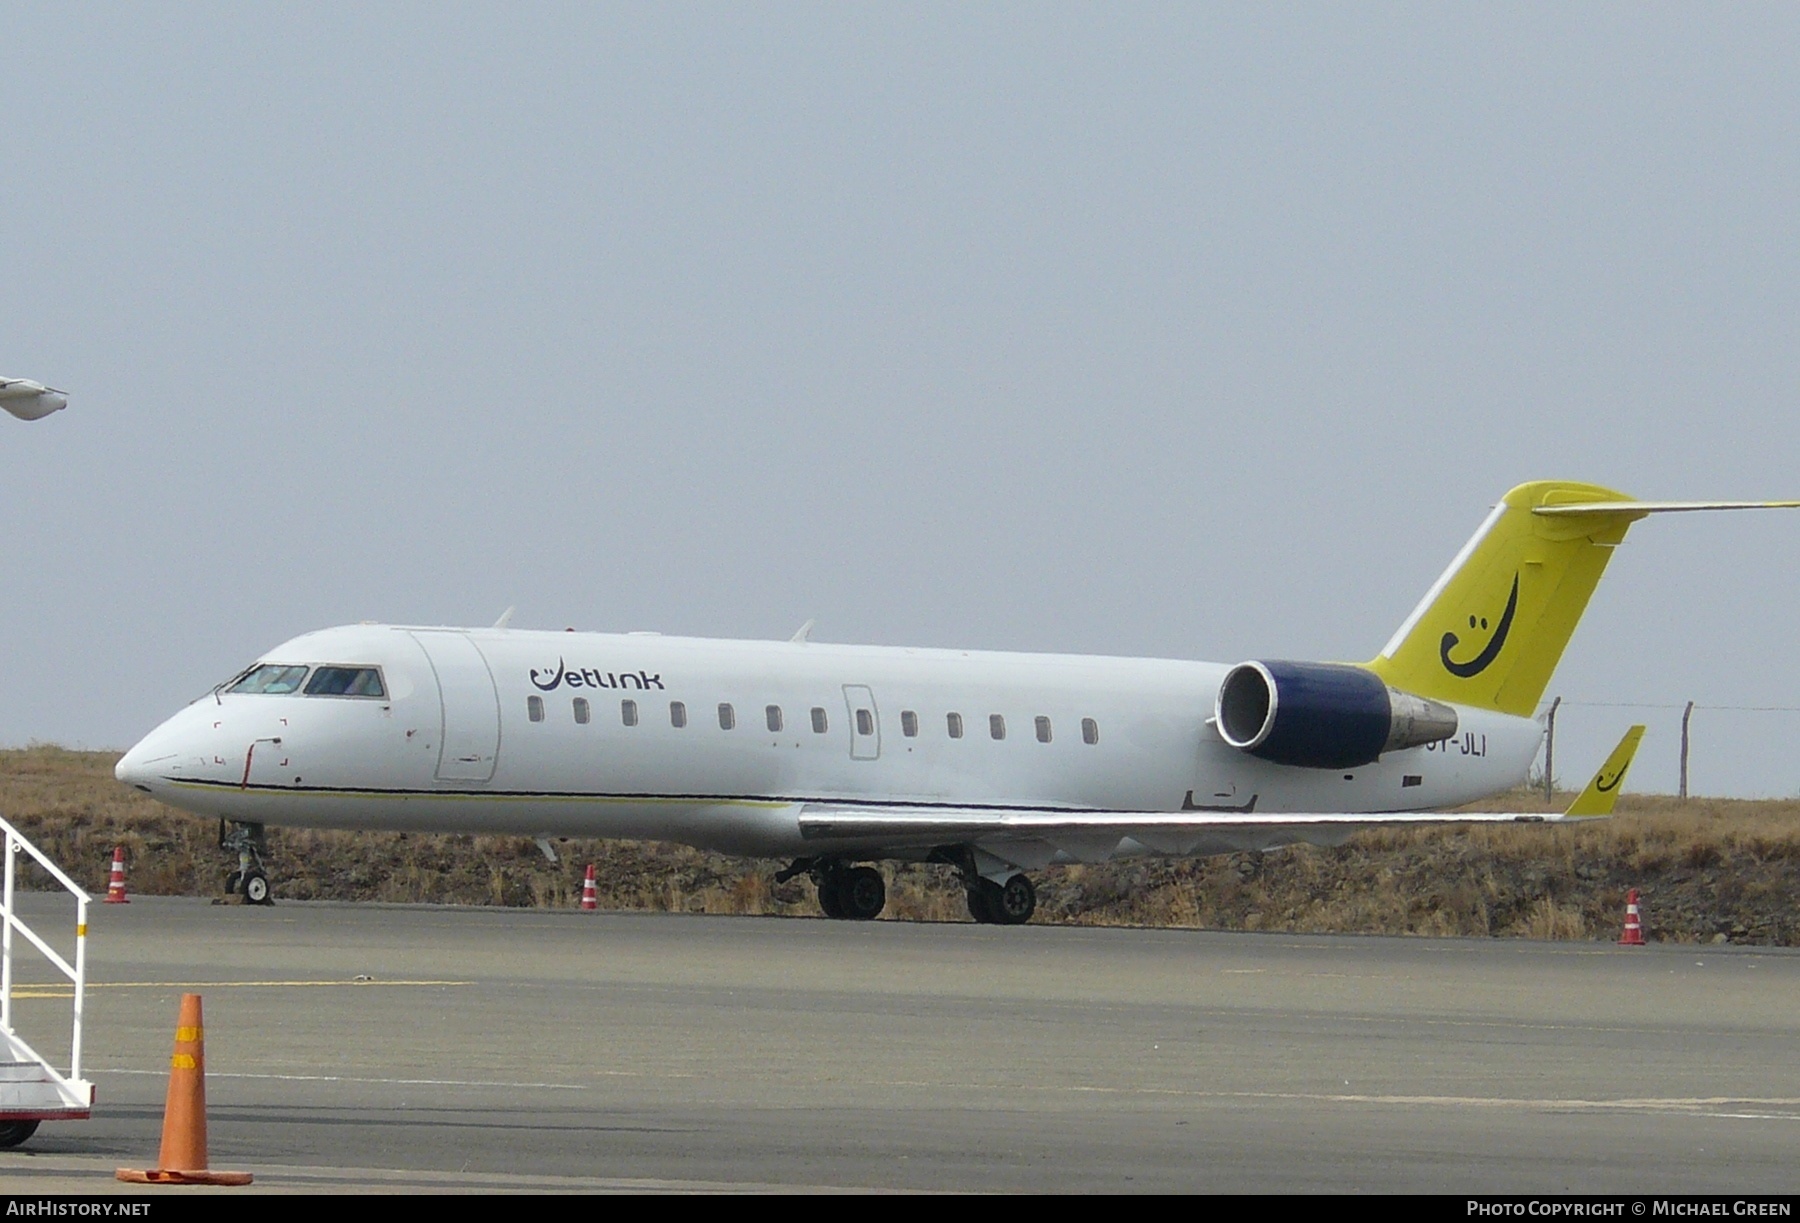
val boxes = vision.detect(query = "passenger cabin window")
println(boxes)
[811,707,829,734]
[901,710,918,737]
[855,708,874,737]
[304,666,386,698]
[947,712,964,739]
[766,705,783,733]
[527,695,545,723]
[229,664,309,695]
[990,714,1006,741]
[573,698,590,725]
[1035,716,1052,743]
[670,701,688,728]
[1082,717,1099,745]
[718,703,736,730]
[621,699,639,727]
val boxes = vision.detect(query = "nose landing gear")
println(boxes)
[219,820,275,906]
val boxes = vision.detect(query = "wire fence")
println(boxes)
[1537,698,1800,800]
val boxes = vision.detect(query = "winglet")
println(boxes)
[790,618,816,644]
[493,606,516,630]
[1561,725,1646,818]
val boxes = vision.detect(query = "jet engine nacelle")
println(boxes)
[1215,659,1458,770]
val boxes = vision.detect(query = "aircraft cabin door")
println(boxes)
[409,631,501,782]
[842,685,880,760]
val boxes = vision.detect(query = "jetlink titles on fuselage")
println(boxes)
[115,481,1800,923]
[530,660,664,692]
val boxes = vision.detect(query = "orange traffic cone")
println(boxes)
[1619,888,1646,946]
[580,864,598,911]
[104,846,129,904]
[116,995,253,1185]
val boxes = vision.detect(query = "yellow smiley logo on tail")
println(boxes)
[1438,574,1519,679]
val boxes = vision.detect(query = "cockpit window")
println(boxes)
[228,664,310,695]
[304,666,387,698]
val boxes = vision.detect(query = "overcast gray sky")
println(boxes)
[5,4,1799,796]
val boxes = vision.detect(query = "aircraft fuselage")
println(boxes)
[116,623,1542,858]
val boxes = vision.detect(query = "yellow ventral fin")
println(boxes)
[1367,483,1800,717]
[1562,725,1645,819]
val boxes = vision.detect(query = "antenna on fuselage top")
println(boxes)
[493,607,516,630]
[790,618,816,644]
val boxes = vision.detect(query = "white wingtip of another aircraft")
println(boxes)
[0,377,68,421]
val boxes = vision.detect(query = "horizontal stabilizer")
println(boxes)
[1533,500,1800,517]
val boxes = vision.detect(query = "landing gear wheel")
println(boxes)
[816,871,846,919]
[0,1120,40,1149]
[839,867,886,921]
[220,821,271,906]
[969,875,1035,925]
[240,870,272,906]
[994,873,1036,924]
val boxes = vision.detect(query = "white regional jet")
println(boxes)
[115,481,1795,920]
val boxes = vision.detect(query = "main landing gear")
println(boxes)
[964,873,1035,925]
[932,846,1036,925]
[777,853,1039,925]
[219,819,275,906]
[816,863,887,921]
[777,859,887,920]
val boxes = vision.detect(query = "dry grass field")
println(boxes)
[5,745,1798,943]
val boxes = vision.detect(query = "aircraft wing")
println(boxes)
[797,723,1643,868]
[795,804,1574,864]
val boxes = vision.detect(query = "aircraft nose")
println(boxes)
[115,735,177,790]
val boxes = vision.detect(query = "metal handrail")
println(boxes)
[0,818,91,898]
[0,815,90,1089]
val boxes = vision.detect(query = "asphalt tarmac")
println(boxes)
[1,895,1796,1193]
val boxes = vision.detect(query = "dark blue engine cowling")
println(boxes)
[1214,660,1457,770]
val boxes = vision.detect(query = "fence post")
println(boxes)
[1543,696,1561,802]
[1679,700,1695,800]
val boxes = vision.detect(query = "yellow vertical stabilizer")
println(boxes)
[1366,482,1648,716]
[1562,725,1645,818]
